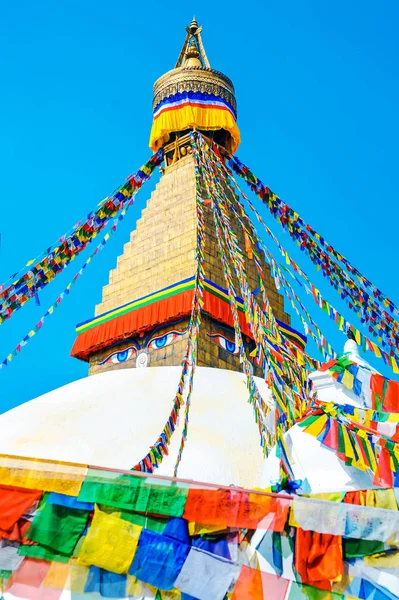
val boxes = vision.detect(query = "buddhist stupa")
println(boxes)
[0,19,303,489]
[0,18,384,494]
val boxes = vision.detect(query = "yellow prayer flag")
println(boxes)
[0,455,87,496]
[26,259,35,266]
[392,357,399,375]
[342,425,355,461]
[342,370,354,391]
[333,574,355,594]
[288,500,300,528]
[188,521,226,536]
[304,414,328,439]
[297,352,306,367]
[42,561,70,590]
[127,576,147,597]
[365,551,399,568]
[372,342,382,358]
[304,492,345,503]
[77,508,142,574]
[67,559,90,593]
[366,489,398,511]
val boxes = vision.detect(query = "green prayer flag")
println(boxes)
[344,537,384,559]
[18,543,70,563]
[337,423,347,458]
[119,511,166,533]
[78,469,188,516]
[297,414,320,428]
[78,471,142,509]
[26,500,89,555]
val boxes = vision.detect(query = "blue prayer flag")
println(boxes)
[47,492,94,512]
[84,567,127,598]
[129,529,190,590]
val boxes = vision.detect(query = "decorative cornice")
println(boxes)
[152,67,237,115]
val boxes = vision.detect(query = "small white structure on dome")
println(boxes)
[309,334,378,409]
[342,336,378,371]
[261,336,379,493]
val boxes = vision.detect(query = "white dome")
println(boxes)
[0,366,273,489]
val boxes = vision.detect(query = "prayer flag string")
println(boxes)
[0,150,163,326]
[226,152,399,357]
[201,136,399,376]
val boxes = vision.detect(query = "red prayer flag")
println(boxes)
[0,485,42,530]
[183,489,289,531]
[232,565,289,599]
[6,558,61,600]
[295,528,343,590]
[373,447,393,488]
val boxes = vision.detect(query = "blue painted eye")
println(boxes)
[207,333,239,355]
[225,339,236,353]
[154,335,167,348]
[99,346,136,365]
[147,330,186,350]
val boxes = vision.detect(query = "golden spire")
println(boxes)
[175,17,211,69]
[150,17,240,153]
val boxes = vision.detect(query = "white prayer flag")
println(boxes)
[175,547,240,600]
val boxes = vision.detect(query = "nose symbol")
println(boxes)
[136,352,148,369]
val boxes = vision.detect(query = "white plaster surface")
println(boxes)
[0,366,272,489]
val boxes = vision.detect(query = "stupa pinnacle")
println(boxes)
[149,19,240,153]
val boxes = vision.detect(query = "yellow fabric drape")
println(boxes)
[149,104,240,153]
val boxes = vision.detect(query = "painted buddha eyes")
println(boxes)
[99,330,186,365]
[147,331,184,350]
[100,346,137,365]
[207,333,239,354]
[100,328,239,366]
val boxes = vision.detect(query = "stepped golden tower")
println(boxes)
[71,19,297,376]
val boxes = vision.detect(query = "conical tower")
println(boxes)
[71,20,298,376]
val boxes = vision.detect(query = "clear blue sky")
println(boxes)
[0,0,398,412]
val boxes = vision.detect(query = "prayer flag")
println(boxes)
[0,485,42,530]
[175,546,240,600]
[129,528,190,590]
[27,499,89,555]
[77,508,142,574]
[232,565,289,599]
[84,566,127,598]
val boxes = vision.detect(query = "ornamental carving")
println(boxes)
[152,67,237,115]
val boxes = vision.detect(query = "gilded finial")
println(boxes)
[184,39,201,67]
[189,17,198,33]
[174,17,211,69]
